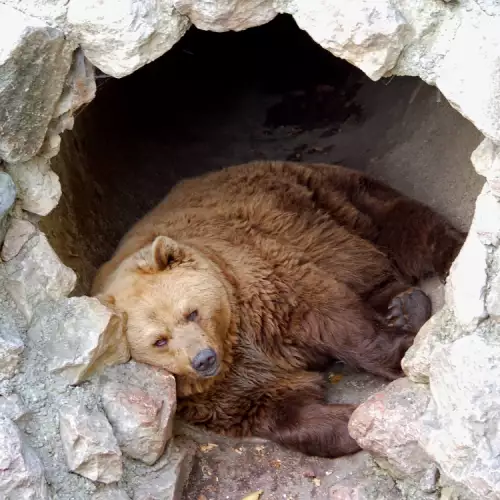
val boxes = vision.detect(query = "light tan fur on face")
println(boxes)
[98,236,234,387]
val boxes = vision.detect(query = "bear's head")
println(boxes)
[99,236,234,383]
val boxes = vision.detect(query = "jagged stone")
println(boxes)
[0,4,74,163]
[472,138,500,198]
[1,219,37,262]
[59,399,123,484]
[0,416,50,498]
[0,0,69,25]
[349,378,435,482]
[130,439,196,500]
[469,184,500,247]
[174,0,277,32]
[445,230,489,331]
[291,0,410,81]
[3,232,76,321]
[402,308,463,384]
[0,171,16,244]
[7,157,61,216]
[0,274,26,383]
[100,361,176,465]
[0,327,24,382]
[421,328,500,500]
[0,393,29,422]
[38,49,97,160]
[28,296,130,385]
[67,0,190,78]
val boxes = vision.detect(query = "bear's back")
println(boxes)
[93,161,392,299]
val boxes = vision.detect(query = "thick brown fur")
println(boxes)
[92,161,465,458]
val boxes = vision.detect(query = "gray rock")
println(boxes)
[470,184,500,247]
[91,485,131,500]
[67,0,190,78]
[174,0,277,32]
[28,296,130,385]
[130,439,196,500]
[3,232,76,321]
[472,138,500,198]
[0,172,16,215]
[349,378,436,481]
[38,49,97,160]
[431,8,500,144]
[421,327,500,500]
[1,219,37,262]
[396,478,439,500]
[486,247,500,321]
[101,361,176,465]
[0,4,74,163]
[0,393,29,422]
[402,307,464,384]
[0,415,50,499]
[0,0,69,25]
[0,171,16,244]
[7,157,61,216]
[289,0,410,81]
[445,230,489,331]
[0,327,24,382]
[59,399,123,484]
[0,273,26,382]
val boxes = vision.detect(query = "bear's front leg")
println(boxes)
[255,372,360,458]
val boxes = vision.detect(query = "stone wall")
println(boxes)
[1,1,500,499]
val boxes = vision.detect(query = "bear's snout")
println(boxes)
[192,348,219,377]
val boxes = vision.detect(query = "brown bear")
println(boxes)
[92,161,464,458]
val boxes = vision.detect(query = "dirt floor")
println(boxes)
[43,14,485,500]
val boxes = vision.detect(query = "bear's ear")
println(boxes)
[136,236,186,273]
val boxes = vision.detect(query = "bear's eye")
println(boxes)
[153,337,169,348]
[186,310,198,322]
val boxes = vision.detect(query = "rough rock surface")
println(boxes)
[100,361,176,465]
[174,0,277,32]
[0,415,50,499]
[0,325,24,382]
[67,0,191,78]
[28,296,130,384]
[0,171,16,244]
[128,438,196,500]
[290,0,410,81]
[7,157,62,216]
[0,393,29,422]
[39,49,97,161]
[445,229,489,331]
[349,379,437,485]
[3,232,76,321]
[419,326,500,500]
[1,219,37,262]
[91,486,131,500]
[473,138,500,197]
[59,400,123,484]
[402,308,461,384]
[0,4,74,163]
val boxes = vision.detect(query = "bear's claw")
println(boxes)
[386,287,432,334]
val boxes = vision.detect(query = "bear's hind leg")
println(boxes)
[256,373,360,458]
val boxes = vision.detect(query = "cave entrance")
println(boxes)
[42,13,483,498]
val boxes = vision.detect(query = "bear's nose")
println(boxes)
[192,348,218,375]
